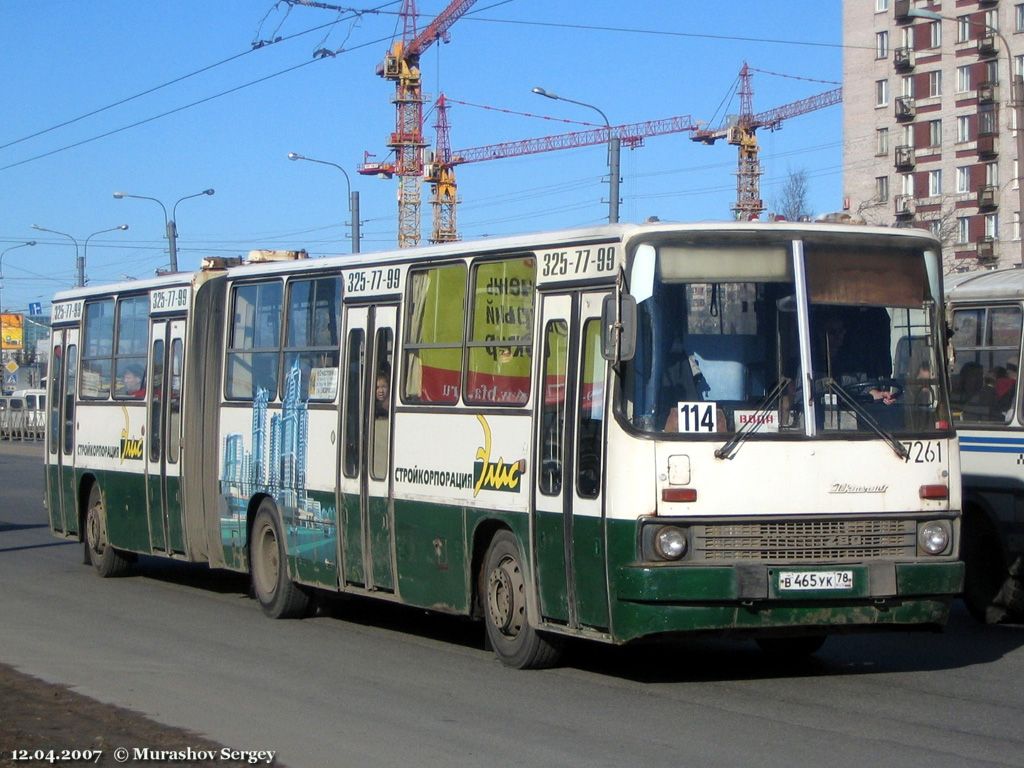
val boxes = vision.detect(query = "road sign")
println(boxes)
[5,374,16,386]
[28,302,41,316]
[4,360,17,374]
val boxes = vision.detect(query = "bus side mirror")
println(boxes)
[601,292,636,363]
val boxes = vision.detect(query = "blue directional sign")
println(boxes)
[28,302,42,316]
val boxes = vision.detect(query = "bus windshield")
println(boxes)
[619,236,949,437]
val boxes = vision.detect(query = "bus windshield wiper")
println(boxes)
[715,376,790,460]
[822,378,909,460]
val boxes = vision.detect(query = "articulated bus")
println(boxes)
[45,221,963,668]
[945,269,1024,624]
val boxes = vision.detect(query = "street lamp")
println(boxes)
[83,225,129,287]
[908,8,1024,267]
[0,241,36,312]
[113,188,214,273]
[31,225,81,287]
[532,86,620,224]
[288,152,361,253]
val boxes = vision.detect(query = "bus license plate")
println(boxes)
[777,570,854,591]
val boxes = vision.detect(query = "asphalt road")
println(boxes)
[2,440,1023,768]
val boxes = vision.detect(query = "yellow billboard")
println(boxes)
[1,313,23,351]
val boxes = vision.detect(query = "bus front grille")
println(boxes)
[692,518,917,561]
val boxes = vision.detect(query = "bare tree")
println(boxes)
[774,168,812,221]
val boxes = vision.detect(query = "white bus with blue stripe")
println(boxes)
[946,269,1024,623]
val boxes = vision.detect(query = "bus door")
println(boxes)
[145,318,187,554]
[47,328,79,535]
[340,305,397,592]
[533,292,610,630]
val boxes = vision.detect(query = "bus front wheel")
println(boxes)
[84,484,130,578]
[480,530,562,669]
[250,501,309,619]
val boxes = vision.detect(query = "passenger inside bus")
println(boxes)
[120,364,145,399]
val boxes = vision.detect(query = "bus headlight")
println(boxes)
[918,521,951,555]
[653,526,688,560]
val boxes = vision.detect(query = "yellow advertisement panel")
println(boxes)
[1,313,23,351]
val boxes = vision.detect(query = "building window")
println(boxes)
[876,176,890,202]
[876,127,889,156]
[957,166,970,194]
[958,217,970,244]
[986,9,999,32]
[979,105,998,136]
[957,115,971,143]
[903,123,914,147]
[929,119,942,147]
[1014,211,1021,241]
[876,31,889,59]
[987,162,999,186]
[902,74,914,98]
[876,79,889,107]
[928,220,942,238]
[957,65,972,94]
[928,70,942,97]
[986,214,999,239]
[902,173,915,197]
[929,169,943,197]
[1017,4,1024,33]
[930,21,942,48]
[957,15,971,44]
[876,0,889,10]
[1015,54,1024,78]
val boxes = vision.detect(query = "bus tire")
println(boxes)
[250,500,309,619]
[756,635,827,658]
[84,484,130,578]
[963,511,1013,624]
[480,530,562,669]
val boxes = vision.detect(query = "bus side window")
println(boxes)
[577,319,604,498]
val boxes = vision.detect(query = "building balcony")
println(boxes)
[895,144,915,170]
[895,195,916,217]
[978,81,999,104]
[978,35,998,57]
[894,0,911,21]
[894,47,915,71]
[977,237,997,264]
[895,96,916,121]
[977,185,998,210]
[978,134,999,157]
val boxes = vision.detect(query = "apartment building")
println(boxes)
[843,0,1024,269]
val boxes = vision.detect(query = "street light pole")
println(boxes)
[0,241,36,312]
[114,188,214,273]
[31,225,81,287]
[288,152,361,253]
[532,86,620,224]
[908,9,1024,267]
[82,225,129,286]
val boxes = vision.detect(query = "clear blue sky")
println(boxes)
[0,1,843,312]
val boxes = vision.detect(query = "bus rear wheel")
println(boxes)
[84,484,130,578]
[480,530,562,669]
[250,501,309,619]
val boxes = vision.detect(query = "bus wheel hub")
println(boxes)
[487,556,523,636]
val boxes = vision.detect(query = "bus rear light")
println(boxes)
[662,488,697,503]
[919,484,948,500]
[935,420,950,430]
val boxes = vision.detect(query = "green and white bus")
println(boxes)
[45,221,963,668]
[944,268,1024,623]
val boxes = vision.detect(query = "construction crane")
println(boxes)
[424,94,700,242]
[352,0,477,248]
[691,62,842,220]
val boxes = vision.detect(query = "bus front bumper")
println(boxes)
[611,561,964,642]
